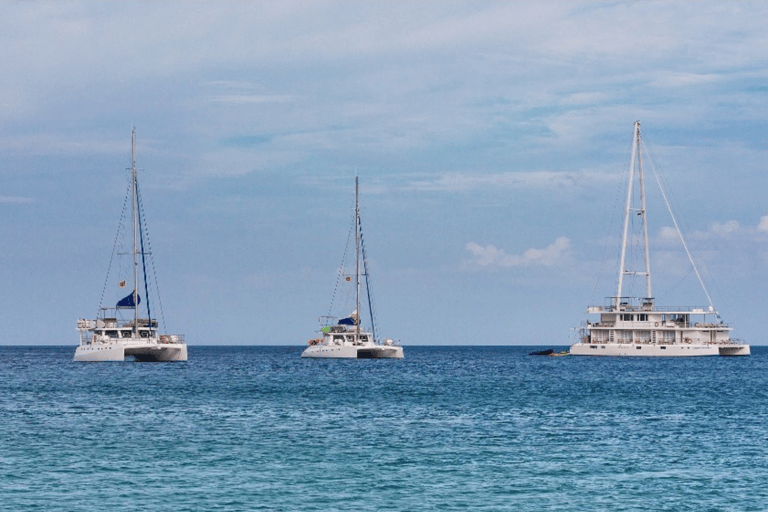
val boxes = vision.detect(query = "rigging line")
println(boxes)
[136,182,168,331]
[327,212,355,318]
[627,214,644,297]
[657,266,694,303]
[650,148,726,309]
[99,179,132,314]
[644,138,717,313]
[644,136,725,306]
[136,181,152,327]
[358,214,378,344]
[591,132,633,305]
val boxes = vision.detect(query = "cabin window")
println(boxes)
[660,346,667,350]
[636,346,642,350]
[637,314,647,321]
[590,346,597,349]
[621,314,633,321]
[106,330,118,338]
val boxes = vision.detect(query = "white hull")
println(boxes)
[74,339,187,362]
[570,342,749,357]
[302,344,404,359]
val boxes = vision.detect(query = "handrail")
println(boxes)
[589,304,715,313]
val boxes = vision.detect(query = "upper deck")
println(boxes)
[587,297,716,316]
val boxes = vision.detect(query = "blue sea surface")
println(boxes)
[1,345,767,511]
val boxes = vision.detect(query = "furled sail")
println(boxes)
[117,291,141,309]
[338,310,359,325]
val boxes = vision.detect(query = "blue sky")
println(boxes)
[2,1,768,346]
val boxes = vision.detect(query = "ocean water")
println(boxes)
[1,346,767,511]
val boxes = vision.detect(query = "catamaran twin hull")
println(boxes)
[570,342,750,357]
[301,344,404,359]
[74,340,188,362]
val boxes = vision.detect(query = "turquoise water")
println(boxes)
[1,346,767,511]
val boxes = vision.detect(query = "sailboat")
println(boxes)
[74,129,187,362]
[302,177,404,359]
[570,121,749,357]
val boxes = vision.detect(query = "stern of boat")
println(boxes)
[357,346,404,359]
[125,343,187,362]
[719,344,751,356]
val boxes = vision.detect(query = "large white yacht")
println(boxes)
[570,122,749,357]
[74,130,187,362]
[302,177,404,359]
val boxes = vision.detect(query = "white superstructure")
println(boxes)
[75,129,187,362]
[570,121,749,357]
[302,177,404,359]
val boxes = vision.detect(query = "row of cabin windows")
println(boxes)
[620,314,648,321]
[618,314,689,323]
[590,346,668,350]
[332,335,370,343]
[100,330,153,339]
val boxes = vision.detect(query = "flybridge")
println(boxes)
[588,296,718,314]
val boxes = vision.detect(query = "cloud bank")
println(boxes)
[466,236,571,269]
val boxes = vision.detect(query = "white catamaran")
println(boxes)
[570,121,749,357]
[302,177,404,359]
[74,129,187,362]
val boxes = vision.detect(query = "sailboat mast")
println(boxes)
[616,123,637,307]
[131,128,139,336]
[355,176,360,337]
[616,121,652,307]
[637,126,653,301]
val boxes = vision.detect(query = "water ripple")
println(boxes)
[1,346,768,511]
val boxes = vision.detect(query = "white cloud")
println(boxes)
[0,196,34,204]
[466,236,571,269]
[660,218,759,242]
[710,220,741,237]
[1,133,128,156]
[758,216,768,233]
[649,72,722,89]
[403,171,615,194]
[659,226,679,241]
[211,94,297,105]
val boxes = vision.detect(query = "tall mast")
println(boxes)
[355,176,360,337]
[616,121,652,308]
[131,128,139,336]
[637,126,652,301]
